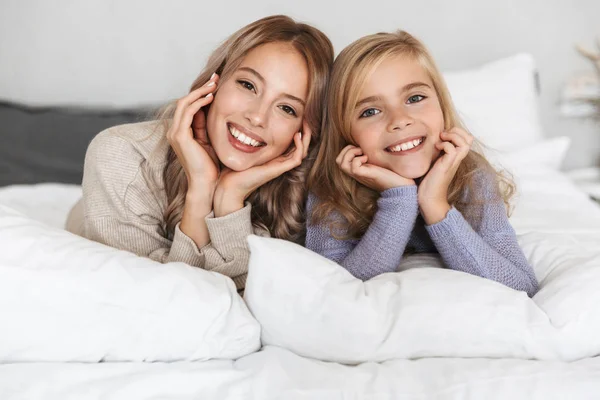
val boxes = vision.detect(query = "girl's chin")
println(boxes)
[390,167,429,180]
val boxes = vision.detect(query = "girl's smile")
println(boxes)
[384,135,426,155]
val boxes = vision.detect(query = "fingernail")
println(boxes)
[207,81,215,87]
[205,93,213,98]
[299,132,302,139]
[210,72,216,80]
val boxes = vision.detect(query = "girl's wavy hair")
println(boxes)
[307,30,515,239]
[152,15,333,243]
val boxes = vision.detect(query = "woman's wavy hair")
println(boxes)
[153,15,333,243]
[307,30,515,239]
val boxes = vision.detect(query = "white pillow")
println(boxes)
[0,205,261,362]
[444,53,544,151]
[244,234,600,364]
[486,136,571,172]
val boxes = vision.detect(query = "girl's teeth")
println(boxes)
[388,138,423,152]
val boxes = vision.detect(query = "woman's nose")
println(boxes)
[244,100,268,128]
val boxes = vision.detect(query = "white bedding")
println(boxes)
[2,346,600,399]
[244,231,600,364]
[1,164,599,399]
[0,204,261,363]
[0,183,82,229]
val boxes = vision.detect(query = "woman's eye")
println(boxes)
[359,108,380,118]
[238,80,255,92]
[407,95,425,104]
[279,105,297,117]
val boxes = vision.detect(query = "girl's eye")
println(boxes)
[359,108,381,118]
[279,105,297,117]
[407,95,425,104]
[238,80,255,92]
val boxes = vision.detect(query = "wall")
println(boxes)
[1,0,599,168]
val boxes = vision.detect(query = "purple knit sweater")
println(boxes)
[305,179,539,297]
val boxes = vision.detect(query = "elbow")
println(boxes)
[526,278,539,298]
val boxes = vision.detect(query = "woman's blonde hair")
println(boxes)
[155,15,333,243]
[308,31,515,239]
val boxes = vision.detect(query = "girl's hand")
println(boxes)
[166,74,220,198]
[336,145,415,192]
[212,121,312,217]
[418,127,473,224]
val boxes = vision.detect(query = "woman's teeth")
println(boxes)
[228,125,264,147]
[388,138,423,152]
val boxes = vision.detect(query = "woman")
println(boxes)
[66,15,334,291]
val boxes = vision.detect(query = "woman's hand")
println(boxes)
[167,74,220,249]
[418,127,473,224]
[212,121,312,217]
[336,145,415,192]
[166,74,220,200]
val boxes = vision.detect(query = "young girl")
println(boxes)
[306,31,538,297]
[66,15,333,291]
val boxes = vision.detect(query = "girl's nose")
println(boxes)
[387,109,414,132]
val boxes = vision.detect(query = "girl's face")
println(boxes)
[206,42,309,171]
[350,55,444,179]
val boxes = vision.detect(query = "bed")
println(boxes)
[2,54,600,399]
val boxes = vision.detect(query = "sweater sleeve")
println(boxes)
[305,186,419,280]
[79,128,257,290]
[424,176,539,297]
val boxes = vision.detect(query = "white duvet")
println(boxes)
[0,203,261,363]
[1,164,600,399]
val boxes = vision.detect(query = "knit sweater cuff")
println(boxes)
[424,206,467,240]
[380,184,418,199]
[170,223,207,267]
[205,203,254,255]
[378,185,419,220]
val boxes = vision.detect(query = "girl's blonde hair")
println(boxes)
[155,15,333,243]
[308,31,515,239]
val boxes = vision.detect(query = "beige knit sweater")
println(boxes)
[66,120,269,290]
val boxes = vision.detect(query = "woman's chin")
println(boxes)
[219,157,252,172]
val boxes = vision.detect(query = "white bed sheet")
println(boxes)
[510,165,600,237]
[1,346,600,400]
[0,183,81,229]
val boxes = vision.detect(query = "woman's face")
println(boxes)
[206,42,309,171]
[350,55,444,179]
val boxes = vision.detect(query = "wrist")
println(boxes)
[186,188,213,208]
[383,180,415,191]
[380,175,416,192]
[419,200,451,225]
[213,187,245,217]
[188,176,216,194]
